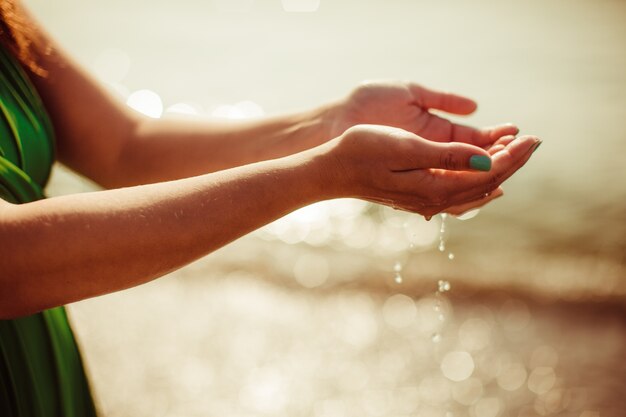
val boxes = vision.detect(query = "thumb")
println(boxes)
[410,139,492,171]
[408,83,478,115]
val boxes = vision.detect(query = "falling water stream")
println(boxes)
[393,261,403,284]
[394,212,457,342]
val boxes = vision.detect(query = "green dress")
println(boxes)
[0,44,97,416]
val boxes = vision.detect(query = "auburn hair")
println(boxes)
[0,0,47,75]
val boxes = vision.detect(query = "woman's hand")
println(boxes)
[329,81,519,147]
[323,125,540,218]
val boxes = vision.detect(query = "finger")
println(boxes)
[387,135,536,209]
[446,187,504,215]
[491,134,517,148]
[408,83,477,115]
[486,134,519,154]
[466,124,520,147]
[415,113,519,147]
[488,144,505,155]
[375,185,502,217]
[398,136,493,172]
[444,135,540,203]
[448,123,518,146]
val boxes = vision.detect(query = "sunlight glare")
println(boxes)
[126,89,163,118]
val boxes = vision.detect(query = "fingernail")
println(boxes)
[469,155,492,171]
[532,140,543,153]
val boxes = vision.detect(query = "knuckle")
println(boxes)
[439,151,458,170]
[352,82,378,100]
[343,124,365,138]
[340,126,368,146]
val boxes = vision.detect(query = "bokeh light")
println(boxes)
[292,252,329,288]
[527,367,557,395]
[441,351,475,382]
[455,208,480,221]
[452,377,484,406]
[281,0,321,12]
[496,362,527,391]
[126,89,163,118]
[472,397,502,417]
[458,318,492,351]
[382,294,416,329]
[239,366,289,413]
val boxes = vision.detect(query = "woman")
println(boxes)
[0,0,540,415]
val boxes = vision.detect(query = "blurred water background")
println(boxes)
[25,0,626,416]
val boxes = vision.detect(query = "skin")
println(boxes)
[0,1,539,318]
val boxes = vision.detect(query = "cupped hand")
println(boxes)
[329,81,518,148]
[324,125,540,217]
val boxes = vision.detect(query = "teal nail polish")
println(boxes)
[469,155,492,171]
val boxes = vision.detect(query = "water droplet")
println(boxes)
[424,215,432,221]
[438,213,447,252]
[394,261,402,272]
[431,333,442,343]
[448,252,455,260]
[439,313,445,321]
[438,280,451,293]
[394,274,403,284]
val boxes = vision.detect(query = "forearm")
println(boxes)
[0,147,334,318]
[112,103,338,187]
[22,7,340,189]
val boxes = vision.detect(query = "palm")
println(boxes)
[331,81,518,147]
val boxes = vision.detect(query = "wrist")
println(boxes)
[300,134,351,201]
[316,99,344,141]
[295,99,344,147]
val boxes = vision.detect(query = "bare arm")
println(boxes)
[1,2,539,319]
[29,38,336,188]
[15,0,338,189]
[0,147,330,318]
[0,128,539,319]
[114,108,335,186]
[24,2,519,190]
